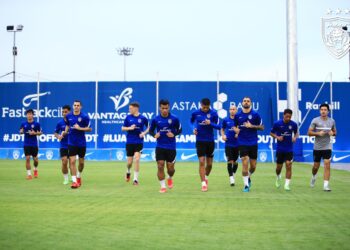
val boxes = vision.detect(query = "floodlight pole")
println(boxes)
[13,31,16,83]
[286,0,299,122]
[117,47,134,81]
[6,25,23,83]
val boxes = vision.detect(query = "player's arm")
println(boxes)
[190,112,197,135]
[54,132,62,140]
[173,118,182,136]
[245,114,264,130]
[307,119,324,136]
[270,131,283,141]
[220,120,227,140]
[292,125,299,142]
[149,119,158,138]
[253,115,264,130]
[139,119,149,138]
[207,113,220,130]
[270,122,282,141]
[121,118,135,131]
[19,123,24,134]
[74,121,92,132]
[29,124,42,135]
[330,121,337,136]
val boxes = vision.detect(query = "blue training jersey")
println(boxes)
[149,113,182,150]
[55,119,68,149]
[190,109,220,142]
[123,114,149,144]
[65,112,90,147]
[234,109,262,146]
[271,119,298,153]
[20,121,41,147]
[222,116,238,148]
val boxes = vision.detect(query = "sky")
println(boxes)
[0,0,349,82]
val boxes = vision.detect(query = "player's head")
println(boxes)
[229,105,237,117]
[25,109,34,120]
[159,99,170,117]
[242,97,252,109]
[129,102,140,115]
[62,105,71,118]
[200,98,211,112]
[320,103,329,117]
[283,109,293,122]
[73,100,82,113]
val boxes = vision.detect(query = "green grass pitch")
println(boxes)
[0,160,349,250]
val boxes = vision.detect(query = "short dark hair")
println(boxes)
[320,103,330,111]
[159,99,170,106]
[130,102,140,108]
[74,100,82,105]
[243,96,251,101]
[201,98,210,106]
[25,109,34,115]
[284,109,293,115]
[62,105,71,111]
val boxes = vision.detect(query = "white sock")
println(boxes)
[168,175,172,180]
[201,181,207,187]
[63,174,69,181]
[127,168,131,174]
[277,174,281,180]
[160,180,166,188]
[27,170,31,176]
[324,180,329,188]
[312,174,317,180]
[34,167,38,171]
[243,176,249,186]
[285,179,290,186]
[205,175,208,180]
[72,176,77,183]
[134,171,139,181]
[77,171,81,178]
[249,171,252,177]
[229,176,235,183]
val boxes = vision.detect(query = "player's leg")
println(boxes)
[241,156,250,191]
[125,144,134,182]
[165,149,176,189]
[323,150,332,191]
[310,150,321,187]
[157,159,166,193]
[275,152,283,188]
[284,160,292,191]
[232,147,239,185]
[62,155,69,185]
[60,148,69,184]
[24,147,32,179]
[247,146,258,187]
[155,147,166,192]
[240,146,250,192]
[196,141,207,191]
[76,147,86,187]
[77,158,85,186]
[199,156,206,184]
[204,142,215,186]
[33,147,39,178]
[68,146,79,188]
[205,157,213,183]
[225,147,234,185]
[126,156,133,182]
[133,151,141,185]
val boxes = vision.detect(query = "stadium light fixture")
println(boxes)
[6,24,24,83]
[117,47,134,81]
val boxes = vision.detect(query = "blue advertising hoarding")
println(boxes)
[0,81,348,163]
